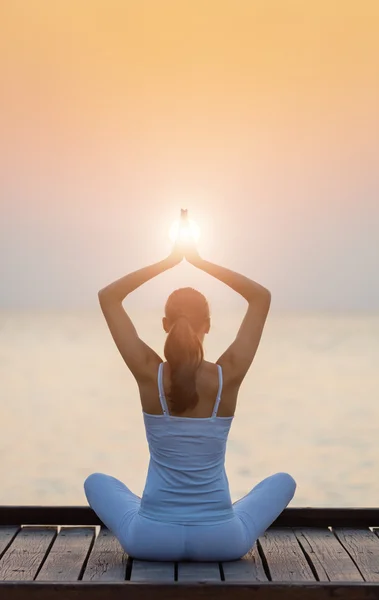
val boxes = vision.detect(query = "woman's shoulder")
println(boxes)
[196,361,239,416]
[200,359,238,390]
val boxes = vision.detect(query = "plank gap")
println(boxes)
[331,528,366,581]
[293,528,321,582]
[0,526,57,581]
[333,527,379,582]
[0,527,20,560]
[257,538,272,581]
[82,528,127,581]
[125,556,133,581]
[295,527,364,582]
[222,546,268,582]
[259,528,315,581]
[30,527,58,581]
[77,529,96,580]
[36,527,95,582]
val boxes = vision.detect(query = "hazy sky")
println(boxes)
[1,1,378,310]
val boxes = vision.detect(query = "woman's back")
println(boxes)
[139,360,238,418]
[139,362,236,524]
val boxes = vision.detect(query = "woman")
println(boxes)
[84,213,296,562]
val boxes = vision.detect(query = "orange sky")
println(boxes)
[0,1,378,309]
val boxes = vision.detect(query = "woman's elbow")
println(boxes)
[260,287,271,308]
[263,287,271,302]
[98,287,114,305]
[247,286,271,306]
[98,287,124,306]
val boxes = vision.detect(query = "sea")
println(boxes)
[0,310,378,507]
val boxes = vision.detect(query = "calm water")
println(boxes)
[0,310,378,507]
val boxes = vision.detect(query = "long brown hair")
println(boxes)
[164,287,210,414]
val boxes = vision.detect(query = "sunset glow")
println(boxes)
[0,1,378,310]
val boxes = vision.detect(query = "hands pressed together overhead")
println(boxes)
[168,209,201,267]
[99,207,270,387]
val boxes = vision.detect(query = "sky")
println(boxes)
[0,0,378,311]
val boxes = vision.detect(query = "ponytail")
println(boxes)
[164,315,204,414]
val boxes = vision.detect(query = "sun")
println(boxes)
[169,218,200,243]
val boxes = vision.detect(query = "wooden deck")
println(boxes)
[1,507,379,598]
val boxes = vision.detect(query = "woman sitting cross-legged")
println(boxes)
[84,211,296,562]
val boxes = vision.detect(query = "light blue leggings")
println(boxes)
[84,472,296,561]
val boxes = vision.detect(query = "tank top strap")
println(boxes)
[211,364,223,418]
[157,362,170,416]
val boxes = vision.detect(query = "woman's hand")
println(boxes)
[166,208,202,267]
[167,239,201,266]
[179,209,202,265]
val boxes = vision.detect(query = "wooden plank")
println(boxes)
[222,545,268,582]
[0,526,56,581]
[334,528,379,582]
[1,581,379,600]
[36,527,95,581]
[259,527,315,581]
[1,505,379,527]
[130,560,175,582]
[178,561,221,582]
[0,527,20,558]
[295,528,363,581]
[82,528,127,581]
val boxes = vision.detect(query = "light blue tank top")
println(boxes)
[139,362,235,525]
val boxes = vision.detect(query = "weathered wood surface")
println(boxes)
[177,561,221,582]
[295,527,364,581]
[258,528,315,581]
[222,546,268,582]
[0,527,56,581]
[1,524,379,583]
[130,560,175,582]
[0,527,19,558]
[82,528,127,581]
[1,509,379,599]
[36,527,95,581]
[335,528,379,582]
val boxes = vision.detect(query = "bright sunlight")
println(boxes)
[169,216,201,243]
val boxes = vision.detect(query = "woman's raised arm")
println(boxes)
[187,252,271,385]
[98,252,181,381]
